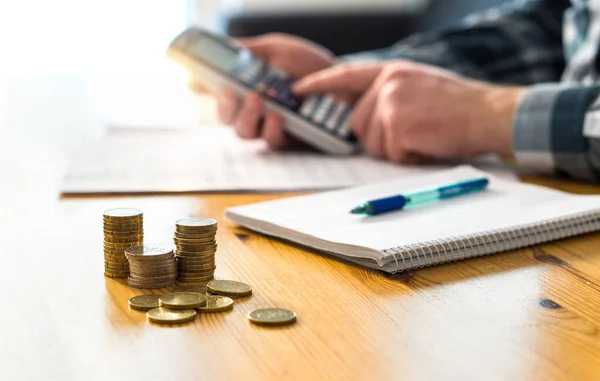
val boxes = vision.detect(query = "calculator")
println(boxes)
[167,27,357,155]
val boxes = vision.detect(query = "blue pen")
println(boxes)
[349,177,489,216]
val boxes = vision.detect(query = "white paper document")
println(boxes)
[61,126,515,194]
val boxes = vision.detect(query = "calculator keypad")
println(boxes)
[233,60,356,142]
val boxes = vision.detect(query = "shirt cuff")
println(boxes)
[513,83,600,181]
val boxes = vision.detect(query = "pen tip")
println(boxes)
[350,205,367,214]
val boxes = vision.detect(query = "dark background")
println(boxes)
[224,0,507,55]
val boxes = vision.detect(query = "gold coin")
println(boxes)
[128,294,161,311]
[174,237,216,244]
[178,272,215,279]
[146,307,196,324]
[174,232,216,240]
[178,268,216,276]
[104,227,143,233]
[178,273,214,281]
[104,237,144,244]
[176,217,217,228]
[104,220,143,227]
[198,295,233,313]
[207,280,252,297]
[104,262,129,272]
[103,255,128,263]
[104,242,141,250]
[159,292,207,309]
[177,256,215,263]
[129,263,176,272]
[174,238,216,244]
[248,308,297,326]
[103,208,143,219]
[104,232,144,238]
[178,266,215,272]
[104,272,128,279]
[178,278,214,284]
[176,248,216,255]
[128,280,176,289]
[175,245,217,253]
[172,285,207,294]
[176,256,215,263]
[125,244,172,258]
[175,246,216,251]
[128,273,176,280]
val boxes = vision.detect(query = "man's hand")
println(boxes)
[294,61,525,163]
[192,33,334,149]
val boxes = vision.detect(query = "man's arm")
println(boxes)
[341,0,570,85]
[514,84,600,181]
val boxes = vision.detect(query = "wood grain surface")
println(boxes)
[3,77,600,381]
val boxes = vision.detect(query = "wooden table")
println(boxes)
[3,76,600,381]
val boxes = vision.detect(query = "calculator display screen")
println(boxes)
[188,36,239,72]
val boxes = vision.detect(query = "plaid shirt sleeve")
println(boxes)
[340,0,569,85]
[513,84,600,181]
[339,1,600,181]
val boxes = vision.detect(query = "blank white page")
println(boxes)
[226,166,600,260]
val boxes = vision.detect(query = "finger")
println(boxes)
[385,137,415,164]
[237,36,277,59]
[233,92,264,139]
[363,108,385,159]
[261,112,287,150]
[350,80,380,140]
[293,63,384,96]
[401,152,433,165]
[215,89,239,125]
[391,152,430,165]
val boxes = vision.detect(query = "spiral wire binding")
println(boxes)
[383,209,600,274]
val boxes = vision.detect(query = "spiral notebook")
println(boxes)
[225,165,600,273]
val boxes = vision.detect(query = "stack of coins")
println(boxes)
[125,245,177,289]
[174,218,217,283]
[103,208,144,278]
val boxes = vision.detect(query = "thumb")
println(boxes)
[293,63,385,96]
[237,36,277,58]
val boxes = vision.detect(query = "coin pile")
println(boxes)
[103,208,144,278]
[128,280,296,326]
[125,244,177,289]
[173,218,217,283]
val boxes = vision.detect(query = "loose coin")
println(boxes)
[146,307,196,324]
[207,280,252,297]
[198,295,233,313]
[128,294,161,311]
[159,292,207,309]
[248,308,297,326]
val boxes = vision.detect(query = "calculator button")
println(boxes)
[299,96,321,119]
[325,103,346,131]
[335,108,353,138]
[278,90,301,111]
[312,97,335,125]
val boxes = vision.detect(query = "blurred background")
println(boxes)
[0,0,505,130]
